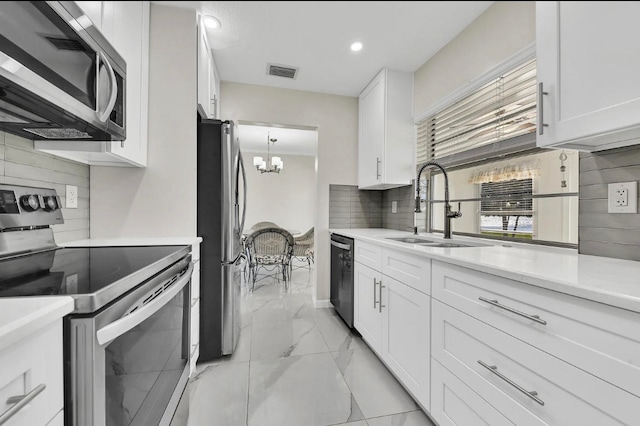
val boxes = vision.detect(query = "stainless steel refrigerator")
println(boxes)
[197,114,247,361]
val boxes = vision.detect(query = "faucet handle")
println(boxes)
[447,202,463,219]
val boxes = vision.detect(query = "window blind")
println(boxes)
[480,178,533,216]
[416,57,537,167]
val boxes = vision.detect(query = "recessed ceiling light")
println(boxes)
[203,15,221,30]
[350,42,363,52]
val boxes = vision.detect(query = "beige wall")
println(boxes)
[243,153,316,235]
[221,82,358,302]
[90,4,198,238]
[414,1,535,115]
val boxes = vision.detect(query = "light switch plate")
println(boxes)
[608,181,637,213]
[66,185,78,208]
[391,201,397,213]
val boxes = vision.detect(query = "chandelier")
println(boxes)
[253,132,283,173]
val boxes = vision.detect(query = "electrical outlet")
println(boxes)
[608,181,637,213]
[66,185,78,208]
[615,188,628,207]
[392,201,398,213]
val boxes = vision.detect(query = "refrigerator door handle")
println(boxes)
[238,150,247,235]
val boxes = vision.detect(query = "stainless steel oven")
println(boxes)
[0,184,194,426]
[67,256,193,426]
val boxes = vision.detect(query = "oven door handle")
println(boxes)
[96,262,194,346]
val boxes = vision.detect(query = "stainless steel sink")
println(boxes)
[386,237,492,248]
[420,241,492,248]
[386,237,438,244]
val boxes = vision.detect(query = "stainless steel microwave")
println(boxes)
[0,1,126,141]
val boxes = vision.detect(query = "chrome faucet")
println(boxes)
[415,161,462,239]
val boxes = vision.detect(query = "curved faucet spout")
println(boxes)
[415,160,461,239]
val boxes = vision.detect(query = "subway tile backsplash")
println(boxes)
[329,184,414,231]
[329,185,382,229]
[0,131,90,243]
[382,185,415,231]
[579,145,640,262]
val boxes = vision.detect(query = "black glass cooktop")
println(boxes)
[0,245,189,304]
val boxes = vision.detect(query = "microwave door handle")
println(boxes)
[96,262,194,346]
[96,51,118,123]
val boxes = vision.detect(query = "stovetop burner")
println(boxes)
[0,245,191,312]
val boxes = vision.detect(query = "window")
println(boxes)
[480,179,533,239]
[415,55,579,247]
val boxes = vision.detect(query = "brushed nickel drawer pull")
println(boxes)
[373,278,379,309]
[376,157,381,179]
[379,282,385,313]
[478,360,544,406]
[479,296,547,325]
[0,383,46,425]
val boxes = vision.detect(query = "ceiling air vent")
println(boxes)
[267,64,298,79]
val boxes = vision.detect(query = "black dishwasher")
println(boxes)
[330,233,354,328]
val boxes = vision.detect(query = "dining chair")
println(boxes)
[244,227,294,290]
[249,221,280,232]
[291,227,314,271]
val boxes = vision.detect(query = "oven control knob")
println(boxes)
[20,194,40,212]
[43,196,58,211]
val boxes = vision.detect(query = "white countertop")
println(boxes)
[60,237,203,247]
[0,297,74,352]
[330,228,640,314]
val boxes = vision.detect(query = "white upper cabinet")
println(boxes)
[36,1,150,167]
[536,1,640,151]
[358,68,413,189]
[198,17,220,119]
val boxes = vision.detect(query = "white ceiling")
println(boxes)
[153,1,494,97]
[238,124,317,156]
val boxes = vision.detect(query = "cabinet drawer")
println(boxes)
[0,321,63,426]
[432,300,638,426]
[432,260,640,397]
[381,248,430,294]
[354,240,382,271]
[431,360,514,426]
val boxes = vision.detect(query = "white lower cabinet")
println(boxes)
[381,276,430,409]
[353,242,431,410]
[189,243,201,375]
[45,410,64,426]
[354,261,382,353]
[350,238,640,425]
[0,321,64,426]
[432,299,638,426]
[431,360,514,426]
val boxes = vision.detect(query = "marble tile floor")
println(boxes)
[171,264,436,426]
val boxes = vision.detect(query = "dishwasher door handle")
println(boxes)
[331,240,351,251]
